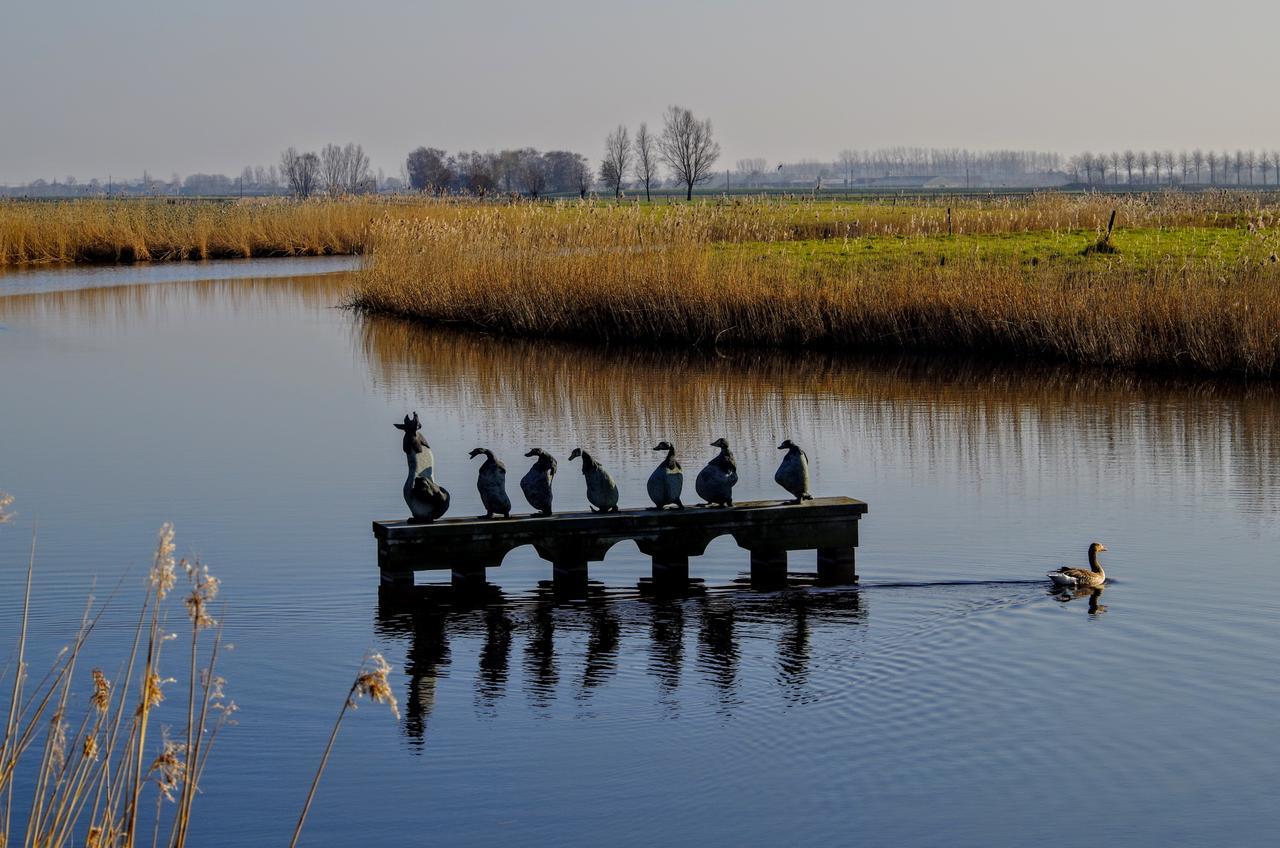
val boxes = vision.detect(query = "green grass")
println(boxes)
[720,226,1280,273]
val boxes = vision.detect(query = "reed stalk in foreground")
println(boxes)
[350,199,1280,377]
[289,653,398,848]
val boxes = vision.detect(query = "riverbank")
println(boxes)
[350,195,1280,377]
[0,197,389,265]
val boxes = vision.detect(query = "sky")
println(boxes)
[4,0,1279,183]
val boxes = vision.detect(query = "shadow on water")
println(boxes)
[373,584,869,748]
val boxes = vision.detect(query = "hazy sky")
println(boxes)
[4,0,1279,183]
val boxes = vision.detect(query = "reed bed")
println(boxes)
[351,199,1280,377]
[0,511,397,847]
[0,198,393,266]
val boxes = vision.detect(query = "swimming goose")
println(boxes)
[695,438,738,507]
[520,448,557,516]
[774,439,812,504]
[646,441,684,510]
[469,448,512,519]
[569,448,620,513]
[1047,542,1108,588]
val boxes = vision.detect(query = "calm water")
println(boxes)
[1,263,1278,846]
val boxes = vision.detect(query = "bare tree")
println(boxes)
[573,154,592,199]
[343,143,371,194]
[658,105,721,201]
[1192,149,1204,184]
[1234,150,1245,185]
[280,147,319,198]
[1177,151,1189,184]
[1122,150,1136,184]
[405,147,452,192]
[1244,150,1257,185]
[516,149,548,198]
[599,125,631,199]
[837,149,858,186]
[320,143,348,196]
[1272,152,1280,188]
[632,123,658,202]
[1109,151,1121,185]
[1137,150,1150,185]
[1261,154,1272,187]
[1206,151,1219,185]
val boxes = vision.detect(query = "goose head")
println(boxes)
[1090,542,1107,555]
[710,438,729,450]
[468,448,493,460]
[568,448,584,462]
[777,439,797,451]
[524,448,547,459]
[652,440,674,452]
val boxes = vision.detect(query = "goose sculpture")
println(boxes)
[569,448,620,513]
[647,441,684,510]
[520,448,557,516]
[1047,542,1108,589]
[774,439,812,504]
[695,438,738,507]
[394,413,449,522]
[469,448,512,519]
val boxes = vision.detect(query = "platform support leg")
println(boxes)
[451,566,487,593]
[380,568,414,592]
[749,549,788,589]
[651,554,690,590]
[816,547,857,585]
[552,559,589,598]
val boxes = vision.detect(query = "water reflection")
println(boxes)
[357,316,1280,522]
[374,587,866,745]
[1053,585,1108,616]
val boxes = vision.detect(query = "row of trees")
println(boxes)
[278,142,374,197]
[1067,149,1280,186]
[403,147,591,198]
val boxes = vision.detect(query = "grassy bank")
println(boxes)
[0,198,392,265]
[350,195,1280,377]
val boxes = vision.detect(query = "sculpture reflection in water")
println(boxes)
[374,585,866,747]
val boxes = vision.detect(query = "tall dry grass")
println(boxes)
[0,507,397,847]
[0,199,391,266]
[350,199,1280,377]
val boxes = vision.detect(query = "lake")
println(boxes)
[1,261,1277,846]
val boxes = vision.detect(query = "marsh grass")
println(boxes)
[351,196,1280,377]
[0,510,396,847]
[0,199,390,266]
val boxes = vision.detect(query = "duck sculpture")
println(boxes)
[569,448,620,513]
[774,439,812,504]
[647,441,684,510]
[469,448,511,519]
[520,448,557,516]
[1047,542,1108,589]
[394,413,449,522]
[695,438,738,507]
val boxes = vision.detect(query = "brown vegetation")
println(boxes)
[350,197,1280,377]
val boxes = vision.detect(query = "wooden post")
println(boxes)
[1105,209,1116,241]
[749,549,788,588]
[947,206,953,236]
[552,558,589,598]
[651,553,690,588]
[451,566,487,593]
[816,548,857,585]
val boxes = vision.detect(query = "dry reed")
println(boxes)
[0,507,396,847]
[350,198,1280,377]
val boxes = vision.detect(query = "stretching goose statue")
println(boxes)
[394,413,449,523]
[520,448,557,516]
[1047,542,1108,589]
[647,441,684,510]
[469,448,512,519]
[774,439,812,504]
[695,438,738,508]
[569,448,620,513]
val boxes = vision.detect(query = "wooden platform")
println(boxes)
[373,496,868,596]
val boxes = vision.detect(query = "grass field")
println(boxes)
[348,193,1280,377]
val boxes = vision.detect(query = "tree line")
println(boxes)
[1066,149,1280,186]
